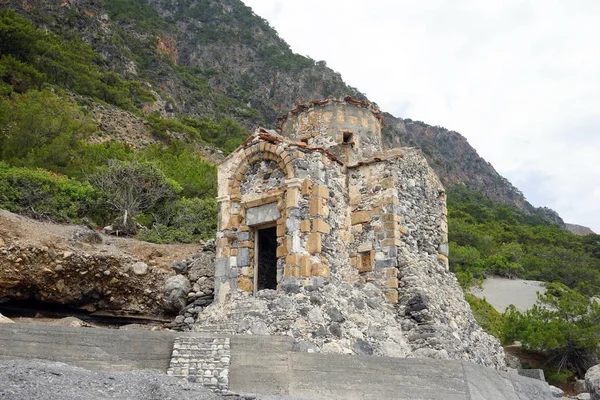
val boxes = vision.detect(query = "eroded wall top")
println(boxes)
[278,97,384,164]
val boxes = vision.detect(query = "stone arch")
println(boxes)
[229,141,295,197]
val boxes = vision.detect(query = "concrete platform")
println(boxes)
[0,323,554,399]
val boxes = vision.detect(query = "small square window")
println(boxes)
[343,131,354,144]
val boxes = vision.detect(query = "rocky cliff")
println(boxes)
[0,0,562,222]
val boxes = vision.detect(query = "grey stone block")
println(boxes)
[214,258,230,277]
[237,231,250,241]
[374,258,398,269]
[518,368,545,381]
[237,248,250,267]
[246,203,280,226]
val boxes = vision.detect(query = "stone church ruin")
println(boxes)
[198,97,506,369]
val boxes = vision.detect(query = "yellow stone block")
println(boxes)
[301,255,311,277]
[239,241,253,248]
[309,197,327,216]
[349,116,358,125]
[238,277,253,292]
[286,253,301,267]
[311,263,330,278]
[382,214,401,222]
[307,232,322,255]
[312,219,330,234]
[383,221,398,230]
[381,238,402,247]
[386,268,397,278]
[231,248,238,256]
[381,177,394,189]
[301,179,312,196]
[300,220,311,232]
[352,210,372,225]
[388,278,399,289]
[277,223,286,237]
[385,290,399,304]
[286,188,299,208]
[312,185,329,199]
[336,109,345,123]
[276,243,287,258]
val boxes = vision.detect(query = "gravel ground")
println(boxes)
[0,360,299,400]
[470,277,546,312]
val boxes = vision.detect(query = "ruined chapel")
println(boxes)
[213,97,449,303]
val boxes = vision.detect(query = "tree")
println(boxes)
[89,159,180,233]
[502,283,600,377]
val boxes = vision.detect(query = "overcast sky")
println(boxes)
[242,0,600,232]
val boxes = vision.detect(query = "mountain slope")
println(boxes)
[0,0,560,222]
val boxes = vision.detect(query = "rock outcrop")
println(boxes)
[587,364,600,400]
[0,209,201,316]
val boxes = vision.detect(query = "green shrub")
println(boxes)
[0,89,95,174]
[136,197,217,243]
[140,142,217,198]
[0,162,100,223]
[465,294,503,339]
[88,159,181,231]
[502,283,600,377]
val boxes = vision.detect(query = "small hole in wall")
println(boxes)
[343,131,354,145]
[301,138,308,145]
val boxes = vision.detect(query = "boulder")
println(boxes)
[548,385,564,398]
[131,261,149,276]
[586,364,600,400]
[163,275,191,313]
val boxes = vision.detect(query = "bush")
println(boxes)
[0,90,95,174]
[502,283,600,377]
[465,294,503,339]
[88,159,180,232]
[0,162,100,223]
[136,197,217,243]
[140,142,217,198]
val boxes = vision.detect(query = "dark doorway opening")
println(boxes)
[257,226,277,291]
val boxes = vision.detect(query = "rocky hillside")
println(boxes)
[0,0,562,222]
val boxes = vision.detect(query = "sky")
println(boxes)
[242,0,600,232]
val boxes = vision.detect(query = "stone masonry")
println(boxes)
[196,97,506,370]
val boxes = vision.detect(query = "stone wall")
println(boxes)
[213,130,352,302]
[204,98,506,370]
[278,97,384,164]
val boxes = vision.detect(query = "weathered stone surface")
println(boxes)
[587,364,600,400]
[246,203,280,226]
[163,275,191,313]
